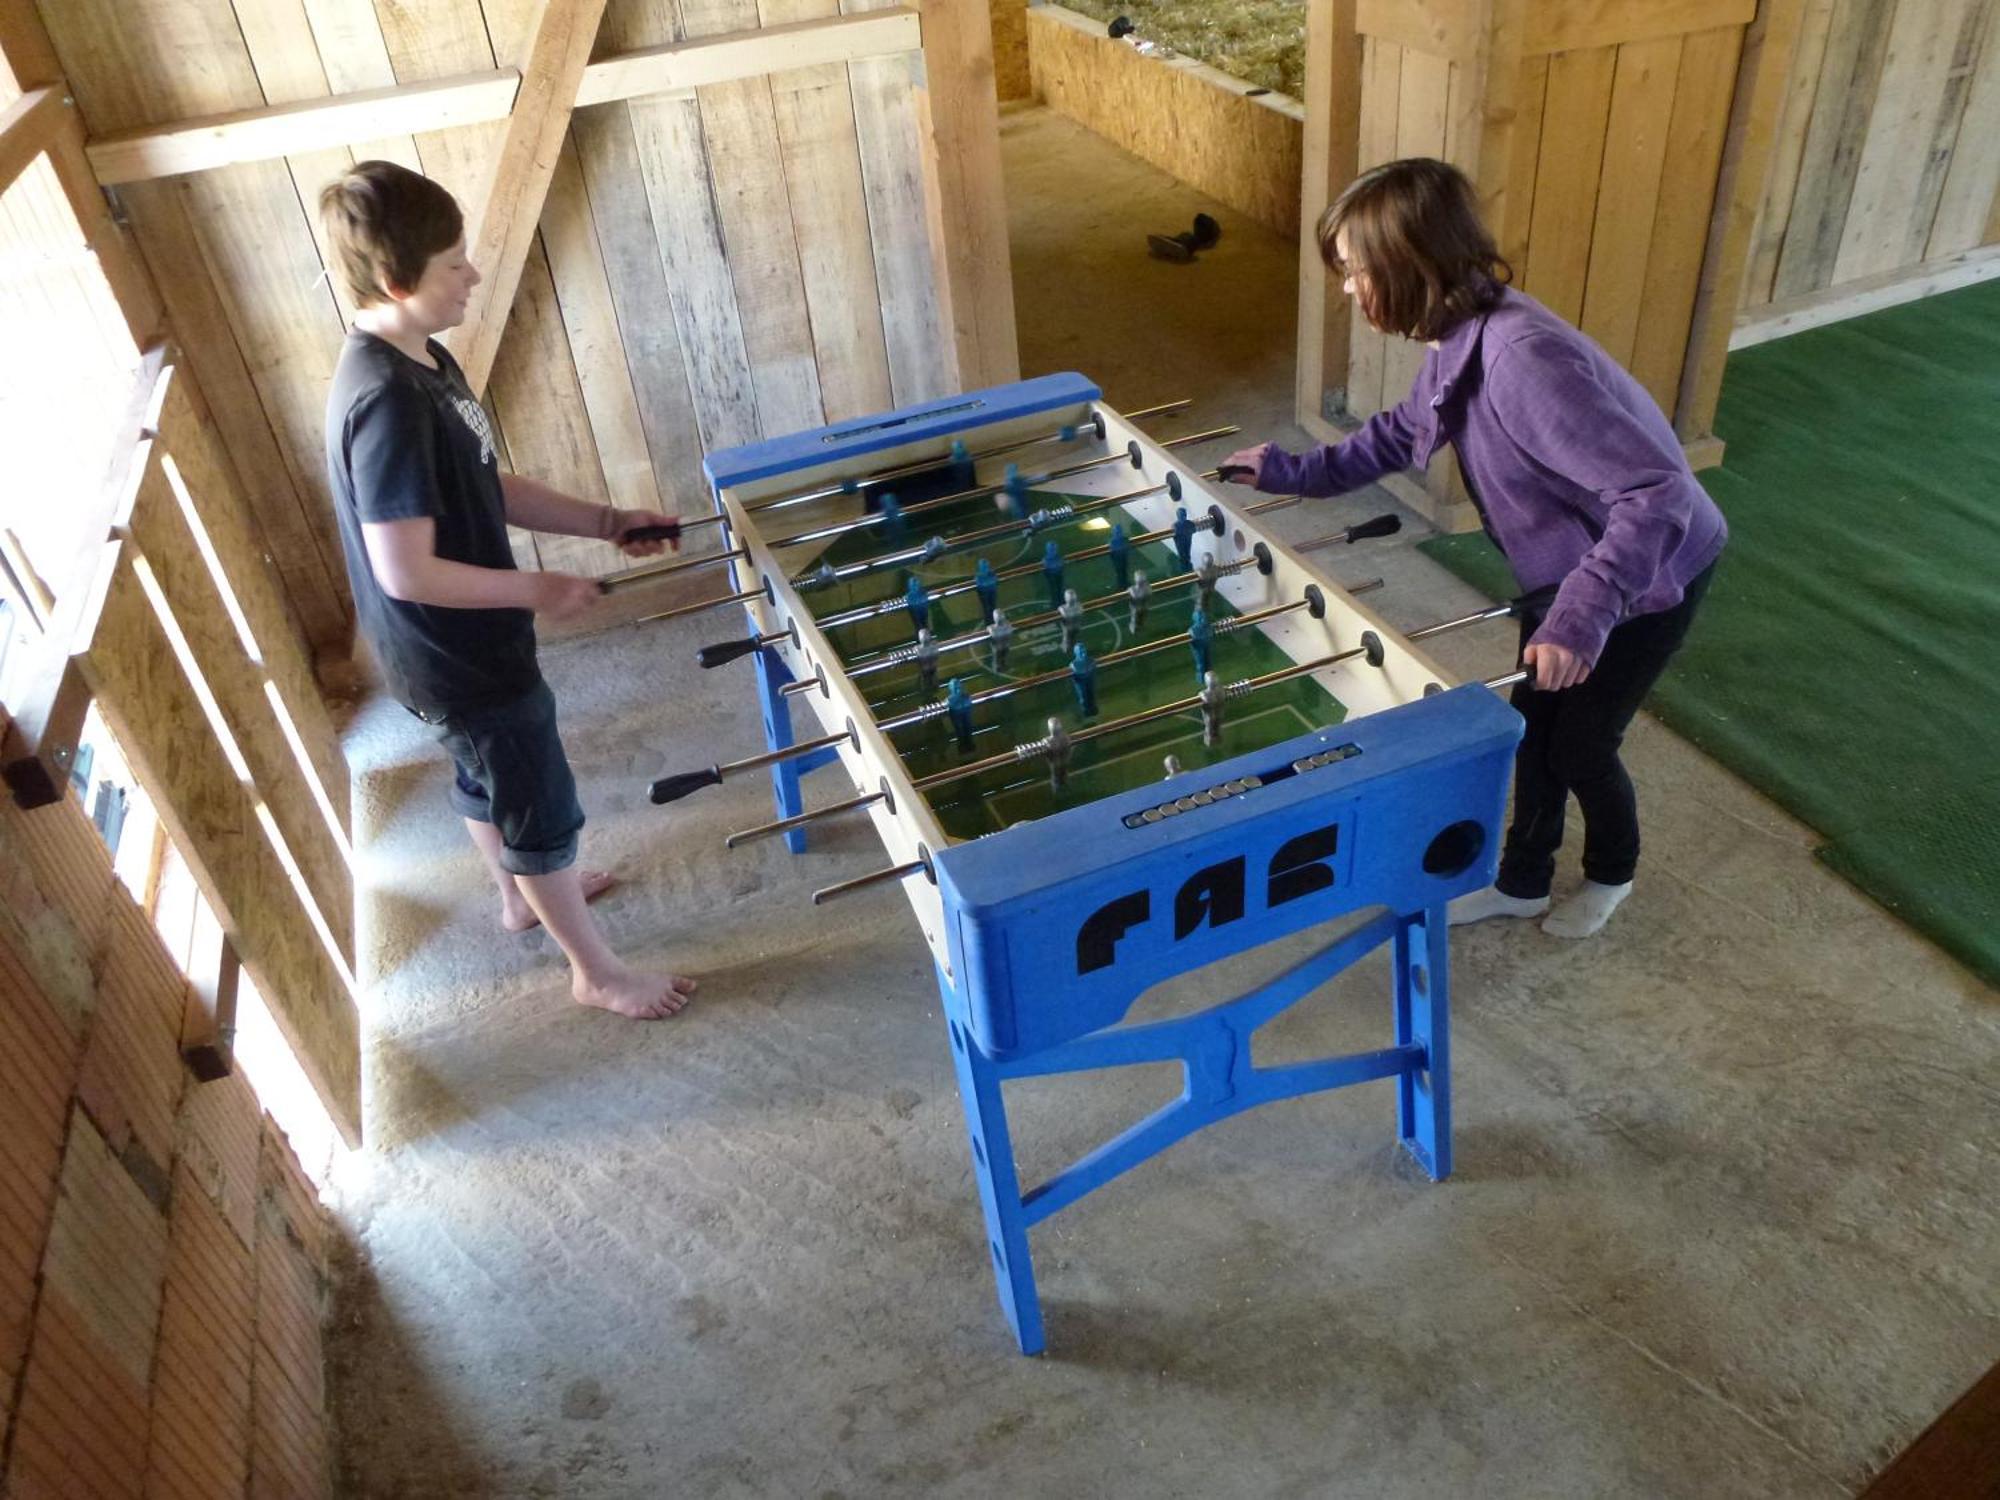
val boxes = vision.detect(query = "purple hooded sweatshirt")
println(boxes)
[1257,287,1727,666]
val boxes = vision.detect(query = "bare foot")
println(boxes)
[504,869,616,933]
[573,965,698,1020]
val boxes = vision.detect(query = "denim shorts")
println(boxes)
[417,680,584,876]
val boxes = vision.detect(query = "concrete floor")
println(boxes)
[327,107,2000,1497]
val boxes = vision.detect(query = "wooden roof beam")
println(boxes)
[79,10,922,187]
[447,0,611,396]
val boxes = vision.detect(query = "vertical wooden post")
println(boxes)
[1295,0,1362,430]
[1675,0,1811,447]
[913,0,1019,392]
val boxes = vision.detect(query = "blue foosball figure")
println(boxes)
[974,558,999,623]
[879,492,905,542]
[904,574,930,631]
[1172,505,1196,571]
[1003,464,1029,521]
[1108,523,1130,588]
[1070,644,1098,717]
[1188,605,1213,678]
[946,677,976,751]
[1042,542,1065,610]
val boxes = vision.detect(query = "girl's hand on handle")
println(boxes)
[1523,642,1589,691]
[1218,443,1275,486]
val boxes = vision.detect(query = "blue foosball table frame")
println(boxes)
[689,374,1523,1354]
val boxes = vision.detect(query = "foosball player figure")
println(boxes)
[878,492,905,543]
[1173,505,1197,571]
[974,557,999,622]
[1199,670,1226,748]
[949,438,973,487]
[946,676,976,752]
[1042,541,1065,609]
[1188,606,1214,678]
[1108,523,1131,588]
[1059,588,1085,652]
[904,574,930,630]
[1128,570,1151,632]
[1044,716,1073,794]
[1002,464,1029,521]
[914,627,940,698]
[1195,553,1222,612]
[989,608,1015,672]
[1070,643,1099,717]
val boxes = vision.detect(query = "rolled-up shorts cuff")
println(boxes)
[498,833,579,877]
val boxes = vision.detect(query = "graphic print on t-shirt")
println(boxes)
[450,393,496,467]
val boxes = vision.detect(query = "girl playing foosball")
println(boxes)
[1222,157,1726,939]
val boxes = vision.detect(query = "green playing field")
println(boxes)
[799,482,1347,842]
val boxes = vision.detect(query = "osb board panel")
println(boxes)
[123,449,357,967]
[1028,6,1307,239]
[993,0,1031,100]
[77,553,362,1146]
[0,930,78,1443]
[155,368,354,840]
[73,892,187,1184]
[145,1162,255,1500]
[7,1114,167,1500]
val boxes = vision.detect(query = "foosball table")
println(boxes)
[625,373,1527,1354]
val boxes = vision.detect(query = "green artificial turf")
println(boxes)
[1419,279,2000,985]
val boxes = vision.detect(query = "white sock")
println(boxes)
[1541,879,1633,939]
[1447,885,1549,927]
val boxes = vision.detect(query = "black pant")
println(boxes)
[1494,564,1714,899]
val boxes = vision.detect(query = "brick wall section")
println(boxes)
[0,784,336,1498]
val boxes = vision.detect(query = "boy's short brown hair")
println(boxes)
[1317,157,1509,341]
[318,161,464,307]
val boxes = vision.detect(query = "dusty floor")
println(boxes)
[326,108,2000,1497]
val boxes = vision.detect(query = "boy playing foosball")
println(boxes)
[320,160,697,1019]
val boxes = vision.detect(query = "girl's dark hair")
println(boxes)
[318,160,465,307]
[1316,157,1510,340]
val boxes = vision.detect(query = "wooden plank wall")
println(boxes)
[1343,1,1746,424]
[0,770,337,1500]
[32,0,960,642]
[1744,0,2000,313]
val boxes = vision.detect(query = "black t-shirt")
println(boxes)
[325,331,540,714]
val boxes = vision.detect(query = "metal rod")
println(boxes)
[1244,494,1301,515]
[734,398,1193,520]
[881,596,1306,732]
[716,728,849,778]
[846,552,1243,683]
[763,425,1238,552]
[725,790,888,849]
[803,468,1226,590]
[598,546,747,593]
[1484,667,1533,691]
[1405,601,1515,641]
[635,582,764,625]
[908,599,1513,795]
[811,858,931,906]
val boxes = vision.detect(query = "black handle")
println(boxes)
[1215,464,1254,482]
[696,636,762,669]
[1346,513,1402,543]
[650,766,723,805]
[625,522,681,543]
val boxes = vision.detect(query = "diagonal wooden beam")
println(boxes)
[0,84,62,196]
[447,0,612,397]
